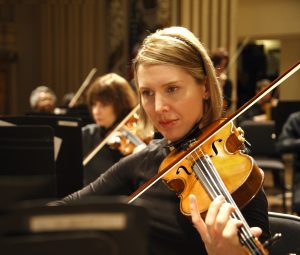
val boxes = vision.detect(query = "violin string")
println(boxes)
[194,153,261,255]
[190,152,259,255]
[197,152,252,228]
[200,156,260,254]
[191,150,260,255]
[190,151,254,249]
[191,149,262,255]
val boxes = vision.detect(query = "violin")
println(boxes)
[107,114,152,156]
[83,105,153,166]
[160,119,268,254]
[128,61,300,254]
[159,119,262,216]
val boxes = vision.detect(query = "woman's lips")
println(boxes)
[158,119,178,128]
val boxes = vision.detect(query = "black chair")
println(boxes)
[292,171,300,215]
[238,120,287,212]
[268,211,300,255]
[271,100,300,137]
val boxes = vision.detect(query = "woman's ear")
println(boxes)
[203,92,209,100]
[203,84,210,100]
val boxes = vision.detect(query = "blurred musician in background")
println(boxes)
[237,79,278,124]
[211,47,233,114]
[82,73,138,186]
[29,86,58,114]
[276,111,300,214]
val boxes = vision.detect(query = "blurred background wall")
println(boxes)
[0,0,299,115]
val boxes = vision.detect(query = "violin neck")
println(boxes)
[192,153,265,255]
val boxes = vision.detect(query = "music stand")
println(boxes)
[0,115,84,197]
[0,125,57,207]
[0,197,149,255]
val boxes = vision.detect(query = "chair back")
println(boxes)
[268,211,300,255]
[239,120,278,156]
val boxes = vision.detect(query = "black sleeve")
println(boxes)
[48,155,137,206]
[47,140,165,206]
[276,112,300,153]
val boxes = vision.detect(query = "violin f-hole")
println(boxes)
[176,166,192,175]
[210,138,222,157]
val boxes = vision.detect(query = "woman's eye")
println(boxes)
[167,86,178,93]
[141,90,153,97]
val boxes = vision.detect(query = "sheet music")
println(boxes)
[0,119,61,161]
[54,136,62,161]
[0,120,15,126]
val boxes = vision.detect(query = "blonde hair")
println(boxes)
[133,26,223,131]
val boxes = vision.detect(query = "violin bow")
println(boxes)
[83,104,140,166]
[128,60,300,203]
[68,68,97,108]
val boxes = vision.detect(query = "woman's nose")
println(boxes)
[92,104,102,115]
[155,94,169,112]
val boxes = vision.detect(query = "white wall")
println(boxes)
[238,0,300,38]
[279,37,300,100]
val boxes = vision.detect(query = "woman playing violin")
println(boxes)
[52,27,270,254]
[82,73,138,186]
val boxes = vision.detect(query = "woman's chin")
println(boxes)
[163,133,182,143]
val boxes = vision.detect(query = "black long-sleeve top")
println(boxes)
[82,124,124,186]
[276,111,300,160]
[55,138,271,255]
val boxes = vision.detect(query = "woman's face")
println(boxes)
[91,101,117,128]
[137,64,208,142]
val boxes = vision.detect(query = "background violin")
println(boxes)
[83,105,153,166]
[107,113,152,156]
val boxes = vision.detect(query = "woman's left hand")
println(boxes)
[189,194,262,255]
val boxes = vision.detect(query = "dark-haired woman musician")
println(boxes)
[52,27,270,255]
[82,73,138,186]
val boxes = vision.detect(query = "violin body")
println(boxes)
[159,120,264,216]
